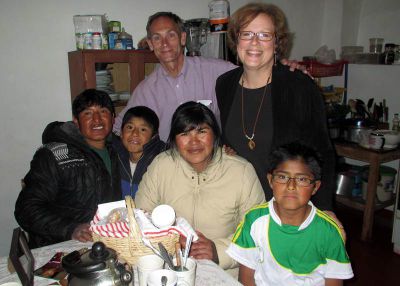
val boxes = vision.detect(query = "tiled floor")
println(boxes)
[336,204,400,285]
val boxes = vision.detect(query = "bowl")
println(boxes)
[151,205,176,229]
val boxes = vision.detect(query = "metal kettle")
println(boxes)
[62,241,132,286]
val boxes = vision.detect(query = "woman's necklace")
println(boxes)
[241,72,272,150]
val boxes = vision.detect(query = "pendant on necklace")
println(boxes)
[248,139,256,150]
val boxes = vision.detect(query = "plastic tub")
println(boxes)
[361,165,397,202]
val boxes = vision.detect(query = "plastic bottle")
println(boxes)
[118,28,133,50]
[392,113,400,132]
[83,33,93,50]
[92,32,102,49]
[208,0,230,33]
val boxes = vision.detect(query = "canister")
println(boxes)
[75,33,84,50]
[108,21,121,33]
[108,32,119,49]
[208,0,230,33]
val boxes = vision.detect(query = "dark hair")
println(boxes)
[72,89,115,118]
[121,106,160,136]
[146,11,185,38]
[227,2,289,59]
[267,142,323,180]
[168,101,221,159]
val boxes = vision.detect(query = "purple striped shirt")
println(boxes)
[113,56,236,140]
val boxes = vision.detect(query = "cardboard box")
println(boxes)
[73,15,108,34]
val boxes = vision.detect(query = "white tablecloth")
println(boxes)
[0,240,241,286]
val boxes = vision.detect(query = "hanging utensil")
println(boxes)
[158,242,174,269]
[367,98,374,114]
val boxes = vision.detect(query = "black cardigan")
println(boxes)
[216,64,336,210]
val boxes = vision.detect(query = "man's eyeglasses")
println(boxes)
[271,174,316,187]
[238,31,275,42]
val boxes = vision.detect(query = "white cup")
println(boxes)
[137,254,165,286]
[369,133,385,149]
[147,269,178,286]
[167,257,197,286]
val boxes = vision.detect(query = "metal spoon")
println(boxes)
[161,275,167,286]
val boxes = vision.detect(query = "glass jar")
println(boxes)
[392,113,400,132]
[383,43,395,65]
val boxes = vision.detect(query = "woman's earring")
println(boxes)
[274,51,277,66]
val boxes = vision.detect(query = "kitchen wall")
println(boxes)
[0,0,398,256]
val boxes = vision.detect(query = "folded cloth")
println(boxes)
[90,205,198,240]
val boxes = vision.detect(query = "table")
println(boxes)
[0,240,241,286]
[334,141,400,241]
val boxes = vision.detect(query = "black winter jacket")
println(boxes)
[15,121,121,248]
[216,64,336,210]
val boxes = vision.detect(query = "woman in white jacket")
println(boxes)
[135,101,265,273]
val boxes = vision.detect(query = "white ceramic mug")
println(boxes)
[167,257,197,286]
[147,269,178,286]
[137,254,165,286]
[369,132,385,149]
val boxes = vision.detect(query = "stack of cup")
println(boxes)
[369,38,384,54]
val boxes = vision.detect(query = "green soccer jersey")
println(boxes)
[227,198,353,285]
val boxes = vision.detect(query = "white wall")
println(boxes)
[0,0,399,256]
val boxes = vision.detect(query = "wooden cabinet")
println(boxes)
[68,50,158,113]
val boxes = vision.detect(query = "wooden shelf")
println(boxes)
[336,195,395,212]
[113,100,128,107]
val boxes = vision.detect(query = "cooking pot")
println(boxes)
[336,171,355,196]
[62,242,132,286]
[342,118,377,143]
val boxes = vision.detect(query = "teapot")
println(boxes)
[62,241,132,286]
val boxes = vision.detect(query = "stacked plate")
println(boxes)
[96,70,114,95]
[119,92,130,101]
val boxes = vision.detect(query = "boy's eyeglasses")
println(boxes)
[271,174,316,187]
[238,31,275,42]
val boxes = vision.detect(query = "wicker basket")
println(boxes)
[92,196,179,265]
[300,60,347,78]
